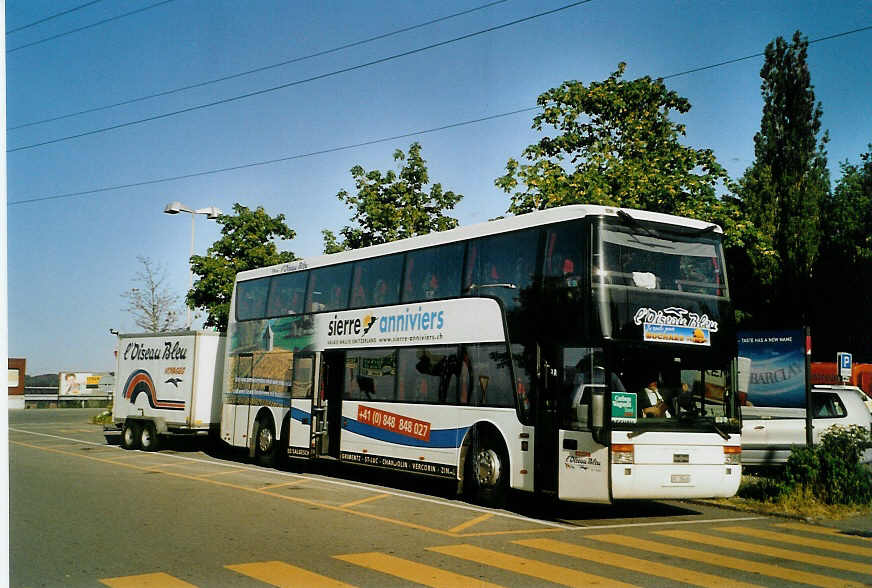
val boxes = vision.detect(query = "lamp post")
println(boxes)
[163,202,222,329]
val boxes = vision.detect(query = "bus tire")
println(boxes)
[121,421,140,450]
[139,422,160,452]
[254,416,277,468]
[464,429,509,508]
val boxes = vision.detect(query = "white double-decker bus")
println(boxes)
[220,205,742,505]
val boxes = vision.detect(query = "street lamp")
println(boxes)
[163,201,222,329]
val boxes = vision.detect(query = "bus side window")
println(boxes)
[402,243,464,302]
[464,229,538,310]
[351,254,403,308]
[266,271,308,316]
[307,264,352,312]
[237,277,270,320]
[463,343,515,408]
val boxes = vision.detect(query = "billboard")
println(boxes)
[59,372,112,396]
[737,330,807,408]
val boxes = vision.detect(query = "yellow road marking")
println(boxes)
[192,468,249,479]
[721,525,872,557]
[429,544,636,587]
[659,529,872,575]
[100,571,198,587]
[12,440,555,539]
[449,513,494,533]
[336,552,504,588]
[340,493,390,509]
[775,521,872,542]
[592,533,865,588]
[227,561,354,588]
[516,538,762,588]
[259,478,308,490]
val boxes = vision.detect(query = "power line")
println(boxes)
[8,108,539,205]
[6,0,106,35]
[7,0,594,153]
[8,22,871,206]
[6,0,177,54]
[10,0,509,131]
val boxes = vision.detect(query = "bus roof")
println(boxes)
[237,204,723,281]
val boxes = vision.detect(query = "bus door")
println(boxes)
[557,347,610,503]
[231,353,254,447]
[534,344,559,495]
[314,350,344,459]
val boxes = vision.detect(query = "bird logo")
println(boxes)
[165,377,183,388]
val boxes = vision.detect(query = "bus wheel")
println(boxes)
[121,421,140,450]
[465,432,508,507]
[254,417,277,467]
[139,422,160,452]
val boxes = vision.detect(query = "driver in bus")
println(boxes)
[640,376,672,418]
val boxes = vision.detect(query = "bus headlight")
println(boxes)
[612,444,634,464]
[724,445,741,465]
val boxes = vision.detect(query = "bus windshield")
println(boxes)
[589,217,739,432]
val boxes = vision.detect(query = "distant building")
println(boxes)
[8,358,26,409]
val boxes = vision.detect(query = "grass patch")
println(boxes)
[705,425,872,520]
[91,410,113,425]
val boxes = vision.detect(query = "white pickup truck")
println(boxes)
[741,385,872,466]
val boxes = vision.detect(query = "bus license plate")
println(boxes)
[670,474,691,484]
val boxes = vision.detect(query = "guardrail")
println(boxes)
[22,387,111,408]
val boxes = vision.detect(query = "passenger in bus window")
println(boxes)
[640,377,671,418]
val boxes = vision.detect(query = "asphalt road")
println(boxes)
[10,409,872,587]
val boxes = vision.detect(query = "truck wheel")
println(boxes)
[254,417,277,467]
[121,421,141,450]
[139,422,160,452]
[464,430,509,508]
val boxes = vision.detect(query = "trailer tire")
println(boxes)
[254,416,277,468]
[463,428,509,508]
[121,421,141,450]
[139,422,160,452]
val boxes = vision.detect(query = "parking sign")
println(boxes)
[837,351,853,382]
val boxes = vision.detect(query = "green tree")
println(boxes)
[735,31,830,326]
[813,146,872,358]
[188,203,296,329]
[495,63,773,323]
[323,142,462,252]
[495,62,728,220]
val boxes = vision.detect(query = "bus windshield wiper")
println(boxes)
[712,420,730,441]
[616,210,659,237]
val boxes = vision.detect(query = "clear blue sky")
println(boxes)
[6,0,871,375]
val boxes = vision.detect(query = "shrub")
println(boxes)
[783,425,872,505]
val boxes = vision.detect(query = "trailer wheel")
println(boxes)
[254,416,277,467]
[464,429,509,508]
[121,421,141,450]
[139,422,160,452]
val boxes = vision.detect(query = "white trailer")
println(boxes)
[112,331,225,451]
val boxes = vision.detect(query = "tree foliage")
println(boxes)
[495,62,728,220]
[812,146,872,357]
[323,142,462,252]
[188,203,296,330]
[734,31,830,326]
[121,256,182,333]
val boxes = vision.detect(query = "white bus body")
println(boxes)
[220,205,742,504]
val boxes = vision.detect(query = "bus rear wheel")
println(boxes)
[121,421,140,450]
[464,432,508,507]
